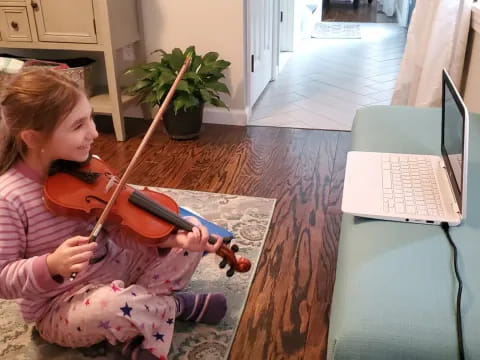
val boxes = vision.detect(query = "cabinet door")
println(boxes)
[0,1,26,4]
[0,7,32,41]
[32,0,96,43]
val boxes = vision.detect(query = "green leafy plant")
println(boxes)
[124,45,231,114]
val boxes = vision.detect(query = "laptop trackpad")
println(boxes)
[342,151,384,216]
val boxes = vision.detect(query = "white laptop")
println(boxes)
[341,69,469,226]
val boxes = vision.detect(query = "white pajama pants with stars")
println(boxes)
[36,247,204,360]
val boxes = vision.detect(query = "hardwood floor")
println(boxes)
[92,120,351,359]
[323,0,378,22]
[322,0,396,23]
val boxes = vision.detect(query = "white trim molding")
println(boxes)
[125,105,249,127]
[203,107,248,126]
[472,4,480,34]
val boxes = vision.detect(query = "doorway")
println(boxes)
[322,0,396,23]
[247,0,410,130]
[247,0,276,108]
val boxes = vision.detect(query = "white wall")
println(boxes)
[293,0,319,51]
[139,0,247,125]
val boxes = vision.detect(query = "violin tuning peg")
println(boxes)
[231,244,239,253]
[226,267,235,277]
[219,258,228,269]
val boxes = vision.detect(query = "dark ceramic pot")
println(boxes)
[163,104,204,140]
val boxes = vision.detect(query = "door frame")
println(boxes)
[244,0,280,118]
[279,0,295,52]
[272,0,280,81]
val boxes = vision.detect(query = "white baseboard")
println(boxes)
[124,105,249,126]
[203,106,248,126]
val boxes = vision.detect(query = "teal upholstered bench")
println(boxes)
[327,106,480,359]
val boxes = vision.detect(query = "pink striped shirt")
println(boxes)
[0,161,158,323]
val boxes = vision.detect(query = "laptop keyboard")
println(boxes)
[382,154,444,217]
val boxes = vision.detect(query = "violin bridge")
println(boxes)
[105,176,116,193]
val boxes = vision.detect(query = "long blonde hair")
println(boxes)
[0,67,82,175]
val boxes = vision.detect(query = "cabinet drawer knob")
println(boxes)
[10,21,18,30]
[31,1,39,10]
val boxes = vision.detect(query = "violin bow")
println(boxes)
[69,56,192,281]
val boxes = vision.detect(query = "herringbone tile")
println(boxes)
[250,22,407,130]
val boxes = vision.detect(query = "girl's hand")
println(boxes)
[169,216,223,253]
[46,236,97,278]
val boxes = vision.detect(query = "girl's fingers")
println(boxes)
[184,216,201,227]
[75,236,91,245]
[205,234,223,253]
[182,226,213,251]
[194,226,201,239]
[64,236,89,247]
[69,251,94,265]
[191,226,201,243]
[69,242,97,256]
[70,261,88,273]
[213,235,223,251]
[198,225,209,244]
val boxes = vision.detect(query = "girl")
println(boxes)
[0,67,227,360]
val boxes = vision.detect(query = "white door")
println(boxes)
[279,0,294,51]
[248,0,275,107]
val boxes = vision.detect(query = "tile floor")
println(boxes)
[249,22,407,131]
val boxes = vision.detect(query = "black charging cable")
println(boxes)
[441,221,465,360]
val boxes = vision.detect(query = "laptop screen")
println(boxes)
[441,70,466,213]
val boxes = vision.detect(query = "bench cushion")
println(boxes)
[327,105,480,359]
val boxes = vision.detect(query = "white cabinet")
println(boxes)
[32,0,97,43]
[0,6,32,42]
[0,0,146,141]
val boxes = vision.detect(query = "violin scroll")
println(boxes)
[217,242,251,277]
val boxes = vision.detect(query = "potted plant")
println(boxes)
[124,46,231,139]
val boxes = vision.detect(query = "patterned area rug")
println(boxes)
[311,22,362,39]
[0,187,276,360]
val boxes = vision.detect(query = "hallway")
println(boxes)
[322,0,396,23]
[250,22,407,131]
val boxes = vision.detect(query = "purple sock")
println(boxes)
[121,335,144,358]
[174,292,227,325]
[124,337,163,360]
[132,347,160,360]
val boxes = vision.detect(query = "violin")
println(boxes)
[42,56,251,280]
[44,156,251,277]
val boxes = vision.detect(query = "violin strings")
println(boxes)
[105,174,120,193]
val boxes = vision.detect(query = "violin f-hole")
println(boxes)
[85,195,108,205]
